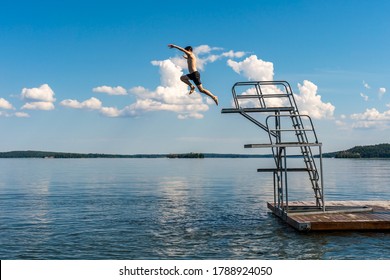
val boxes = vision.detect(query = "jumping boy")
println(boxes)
[168,44,218,105]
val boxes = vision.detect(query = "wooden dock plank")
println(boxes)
[268,201,390,231]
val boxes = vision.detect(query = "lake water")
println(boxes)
[0,158,389,260]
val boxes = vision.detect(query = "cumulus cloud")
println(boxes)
[227,55,274,81]
[60,97,102,110]
[60,97,126,118]
[126,59,209,118]
[99,106,121,117]
[0,98,14,110]
[14,112,30,118]
[21,84,56,102]
[222,50,246,58]
[61,97,121,117]
[351,108,390,121]
[295,80,335,119]
[92,86,127,95]
[60,59,209,119]
[20,84,56,111]
[21,101,55,111]
[349,108,390,129]
[0,98,29,117]
[226,56,335,119]
[58,45,335,121]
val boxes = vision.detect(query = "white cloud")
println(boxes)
[335,119,347,127]
[14,112,30,118]
[21,84,56,102]
[360,92,369,101]
[92,86,127,96]
[20,84,56,112]
[193,45,220,55]
[21,101,55,111]
[295,80,335,119]
[127,59,209,119]
[227,55,274,81]
[170,44,246,71]
[226,56,335,119]
[0,98,14,110]
[379,87,386,99]
[60,97,102,110]
[351,108,390,121]
[350,108,390,129]
[222,50,246,58]
[363,80,370,89]
[99,106,121,117]
[60,58,210,119]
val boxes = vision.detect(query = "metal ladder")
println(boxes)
[221,81,325,213]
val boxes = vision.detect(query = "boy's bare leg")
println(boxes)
[197,84,218,105]
[180,75,196,94]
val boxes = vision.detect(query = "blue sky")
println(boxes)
[1,0,389,154]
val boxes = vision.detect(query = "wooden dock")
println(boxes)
[268,201,390,231]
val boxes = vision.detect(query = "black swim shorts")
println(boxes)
[186,71,202,85]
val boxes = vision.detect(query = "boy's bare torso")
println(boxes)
[186,52,197,73]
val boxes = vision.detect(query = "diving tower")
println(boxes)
[222,81,325,217]
[222,81,390,231]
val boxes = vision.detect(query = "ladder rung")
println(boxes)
[270,129,313,132]
[236,94,290,99]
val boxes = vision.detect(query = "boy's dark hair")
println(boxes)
[184,46,193,52]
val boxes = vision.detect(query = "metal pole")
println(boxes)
[284,147,288,213]
[320,145,325,212]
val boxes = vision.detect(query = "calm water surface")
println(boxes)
[0,158,389,259]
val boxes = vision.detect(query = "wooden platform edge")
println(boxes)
[267,201,390,232]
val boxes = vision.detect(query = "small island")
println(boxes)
[167,153,205,159]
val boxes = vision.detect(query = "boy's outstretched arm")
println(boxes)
[168,44,191,56]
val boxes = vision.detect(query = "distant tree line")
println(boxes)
[324,143,390,158]
[0,151,166,159]
[0,151,272,159]
[167,153,205,159]
[2,144,389,159]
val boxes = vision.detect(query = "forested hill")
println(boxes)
[324,143,390,158]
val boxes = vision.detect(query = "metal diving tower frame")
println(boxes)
[221,81,325,217]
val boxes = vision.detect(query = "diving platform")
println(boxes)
[222,80,390,231]
[268,201,390,231]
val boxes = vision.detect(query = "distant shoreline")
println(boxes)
[1,143,389,159]
[0,151,274,159]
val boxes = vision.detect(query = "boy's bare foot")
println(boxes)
[189,86,195,95]
[213,96,219,106]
